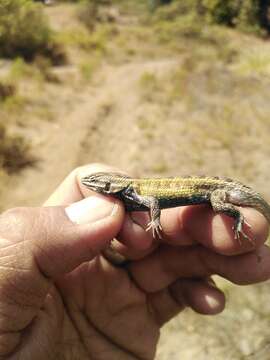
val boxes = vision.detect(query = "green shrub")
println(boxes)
[0,0,66,63]
[148,0,195,14]
[77,0,117,31]
[235,0,262,33]
[201,0,262,33]
[0,81,16,101]
[9,58,32,79]
[0,124,35,174]
[201,0,241,26]
[153,13,203,43]
[151,0,269,35]
[77,0,99,31]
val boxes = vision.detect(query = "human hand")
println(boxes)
[0,164,269,359]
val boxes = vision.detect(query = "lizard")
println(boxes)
[81,172,270,243]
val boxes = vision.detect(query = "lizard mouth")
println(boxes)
[81,177,109,193]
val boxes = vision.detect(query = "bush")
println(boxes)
[77,0,115,31]
[153,14,203,43]
[0,0,66,63]
[0,124,35,174]
[200,0,270,34]
[151,0,198,20]
[201,0,241,26]
[77,0,99,31]
[0,81,16,101]
[151,0,270,35]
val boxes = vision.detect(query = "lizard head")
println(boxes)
[81,172,131,194]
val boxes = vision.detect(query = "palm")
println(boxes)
[50,257,159,360]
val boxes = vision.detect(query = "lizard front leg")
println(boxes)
[122,187,163,239]
[144,197,162,239]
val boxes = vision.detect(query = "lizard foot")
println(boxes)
[233,217,254,245]
[146,219,163,240]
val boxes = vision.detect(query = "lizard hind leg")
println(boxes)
[146,217,163,240]
[210,189,254,245]
[233,213,252,244]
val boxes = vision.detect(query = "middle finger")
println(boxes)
[128,244,270,293]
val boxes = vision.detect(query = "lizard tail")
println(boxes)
[230,188,270,224]
[250,195,270,223]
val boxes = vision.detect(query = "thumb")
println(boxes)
[0,194,124,279]
[0,195,124,350]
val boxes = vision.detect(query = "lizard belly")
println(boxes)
[123,194,210,211]
[158,195,210,209]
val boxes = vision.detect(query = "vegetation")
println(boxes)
[150,0,270,35]
[77,0,99,31]
[0,124,35,174]
[0,80,16,101]
[0,77,27,114]
[0,0,65,63]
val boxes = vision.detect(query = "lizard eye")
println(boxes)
[104,182,111,192]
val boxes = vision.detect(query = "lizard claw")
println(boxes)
[233,217,254,245]
[146,219,163,240]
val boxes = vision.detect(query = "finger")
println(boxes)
[0,197,124,278]
[111,205,268,264]
[44,167,83,206]
[0,197,124,333]
[45,163,120,206]
[117,212,160,255]
[116,204,269,261]
[170,204,269,254]
[170,278,225,315]
[149,278,225,326]
[129,244,270,293]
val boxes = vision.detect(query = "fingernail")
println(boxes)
[65,196,118,225]
[204,294,220,310]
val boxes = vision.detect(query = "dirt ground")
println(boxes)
[1,2,270,359]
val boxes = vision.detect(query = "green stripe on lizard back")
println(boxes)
[131,176,230,198]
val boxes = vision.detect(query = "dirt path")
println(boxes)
[3,58,177,208]
[78,58,178,174]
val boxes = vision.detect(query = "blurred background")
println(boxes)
[1,0,270,358]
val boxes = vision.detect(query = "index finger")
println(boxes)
[44,163,119,206]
